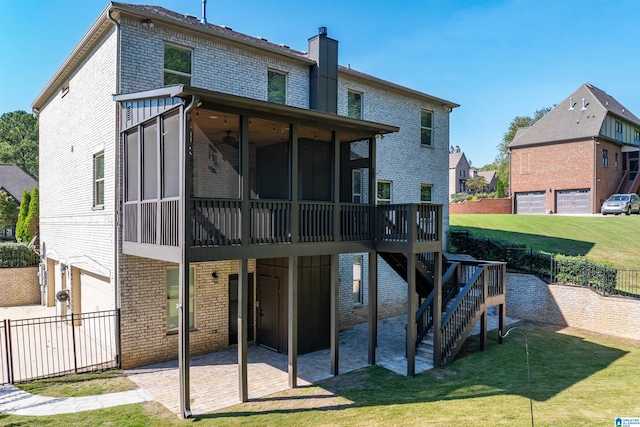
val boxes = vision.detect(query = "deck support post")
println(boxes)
[288,256,298,388]
[330,254,339,375]
[368,251,378,365]
[238,258,249,402]
[433,251,442,368]
[406,253,416,377]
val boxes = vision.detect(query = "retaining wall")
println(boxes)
[0,267,40,307]
[450,198,512,214]
[507,273,640,341]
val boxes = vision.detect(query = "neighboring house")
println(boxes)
[32,2,462,416]
[0,164,37,237]
[509,83,640,214]
[474,169,497,193]
[449,151,470,198]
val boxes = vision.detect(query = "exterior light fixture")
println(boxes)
[212,272,219,283]
[142,19,154,29]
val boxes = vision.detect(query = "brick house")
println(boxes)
[449,151,470,198]
[509,83,640,214]
[31,2,471,416]
[0,164,37,237]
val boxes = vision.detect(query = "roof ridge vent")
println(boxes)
[220,25,233,30]
[185,14,197,19]
[257,36,268,41]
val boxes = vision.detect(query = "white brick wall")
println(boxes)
[119,18,309,108]
[39,28,117,299]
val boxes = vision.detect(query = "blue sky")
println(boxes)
[2,0,640,167]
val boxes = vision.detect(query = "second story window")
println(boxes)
[421,109,433,146]
[347,90,362,119]
[460,170,465,178]
[164,44,192,85]
[635,130,640,145]
[94,152,105,208]
[268,70,286,104]
[602,149,608,167]
[377,180,391,205]
[615,121,623,141]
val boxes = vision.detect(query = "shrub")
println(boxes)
[0,242,38,268]
[15,189,31,243]
[553,255,617,293]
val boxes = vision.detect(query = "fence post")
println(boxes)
[584,259,589,288]
[549,255,554,283]
[3,319,13,384]
[115,309,122,368]
[602,266,607,296]
[70,313,78,374]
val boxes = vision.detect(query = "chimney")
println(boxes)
[308,26,338,114]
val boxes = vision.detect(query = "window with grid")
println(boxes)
[164,44,192,85]
[615,121,623,141]
[421,109,433,146]
[167,267,195,332]
[94,153,105,207]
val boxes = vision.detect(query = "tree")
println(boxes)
[0,189,19,232]
[494,106,553,189]
[0,110,39,179]
[465,176,488,194]
[25,186,39,244]
[496,179,505,198]
[15,189,31,242]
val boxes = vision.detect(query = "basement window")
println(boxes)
[167,267,195,333]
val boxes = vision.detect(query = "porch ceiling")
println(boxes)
[113,85,399,142]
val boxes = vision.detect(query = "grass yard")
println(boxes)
[449,214,640,270]
[2,322,639,426]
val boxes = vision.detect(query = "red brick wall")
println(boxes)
[449,198,512,214]
[510,139,625,213]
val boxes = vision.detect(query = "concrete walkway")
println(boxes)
[0,385,154,416]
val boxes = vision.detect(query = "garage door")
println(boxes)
[515,191,546,214]
[80,271,113,313]
[556,189,591,214]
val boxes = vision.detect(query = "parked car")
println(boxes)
[601,193,640,215]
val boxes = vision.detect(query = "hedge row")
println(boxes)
[0,243,39,268]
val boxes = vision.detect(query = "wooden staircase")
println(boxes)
[380,252,507,368]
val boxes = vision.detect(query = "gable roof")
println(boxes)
[509,83,640,149]
[449,151,467,168]
[477,170,496,183]
[0,164,38,203]
[33,2,458,112]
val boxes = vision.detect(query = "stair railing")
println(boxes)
[439,265,486,365]
[415,261,459,346]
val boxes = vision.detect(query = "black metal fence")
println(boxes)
[0,243,39,268]
[0,310,120,384]
[449,230,640,300]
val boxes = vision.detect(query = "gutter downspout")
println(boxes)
[107,9,122,366]
[179,95,198,419]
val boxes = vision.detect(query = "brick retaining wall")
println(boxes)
[0,267,40,307]
[507,273,640,341]
[449,198,512,214]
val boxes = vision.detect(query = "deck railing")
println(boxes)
[127,199,441,249]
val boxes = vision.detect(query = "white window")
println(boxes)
[377,180,391,205]
[94,153,105,207]
[167,267,195,332]
[268,70,286,104]
[164,44,192,85]
[352,169,362,203]
[347,90,362,119]
[352,255,363,305]
[421,109,433,146]
[420,184,432,203]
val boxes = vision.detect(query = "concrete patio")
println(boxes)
[125,313,517,416]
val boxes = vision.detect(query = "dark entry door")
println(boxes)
[257,276,280,351]
[228,273,254,345]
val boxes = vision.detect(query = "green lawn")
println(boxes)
[449,214,640,270]
[3,323,639,426]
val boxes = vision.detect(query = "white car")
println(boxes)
[601,193,640,215]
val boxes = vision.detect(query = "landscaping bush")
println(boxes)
[0,242,38,268]
[553,255,617,294]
